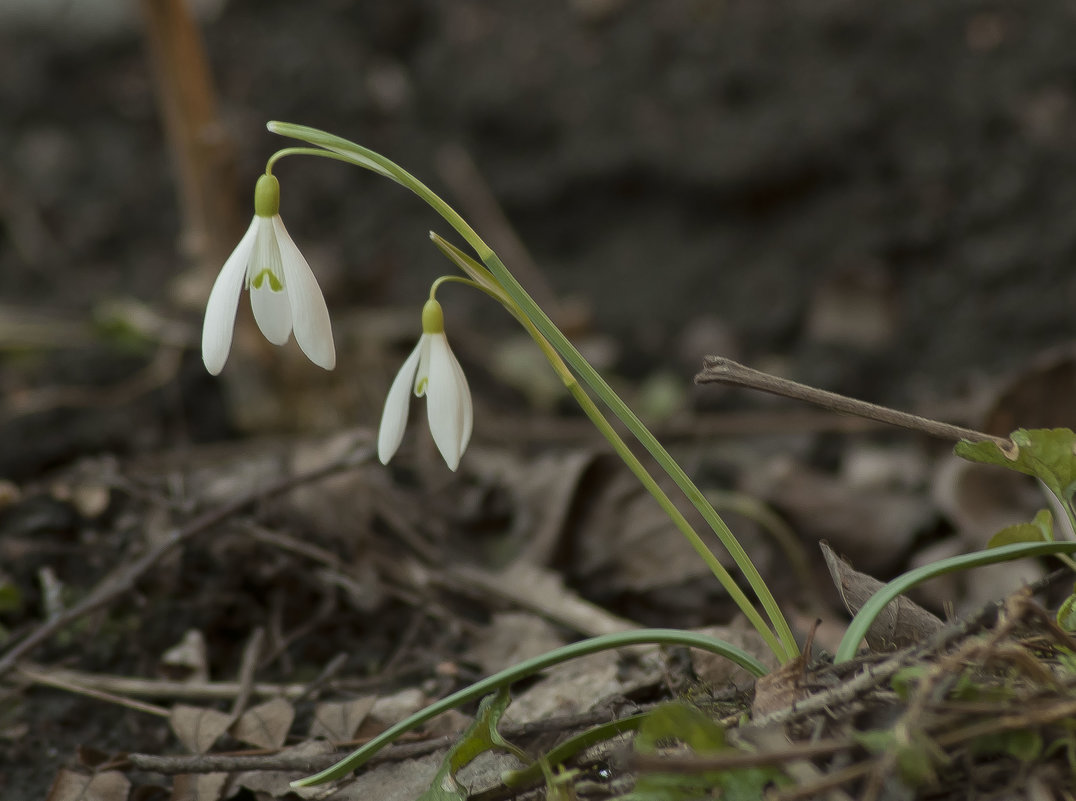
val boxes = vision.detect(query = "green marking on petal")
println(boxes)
[251,268,284,292]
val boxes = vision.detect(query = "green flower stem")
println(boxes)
[560,377,785,658]
[268,122,488,256]
[432,236,786,657]
[267,122,797,662]
[834,541,1076,664]
[291,629,767,788]
[481,250,797,662]
[265,147,368,175]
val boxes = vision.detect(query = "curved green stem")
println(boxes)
[265,147,366,174]
[834,541,1076,664]
[429,274,484,301]
[561,380,785,659]
[267,122,797,661]
[268,122,488,256]
[481,250,797,661]
[291,629,767,788]
[432,236,786,658]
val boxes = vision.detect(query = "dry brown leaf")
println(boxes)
[309,697,376,742]
[169,772,228,801]
[572,459,760,596]
[229,697,295,750]
[753,459,932,576]
[465,448,597,565]
[822,542,944,652]
[76,746,111,769]
[691,620,780,689]
[160,630,209,682]
[464,612,567,674]
[169,705,232,754]
[286,430,378,541]
[444,562,633,638]
[231,740,336,798]
[931,344,1074,602]
[505,644,664,725]
[980,344,1076,435]
[310,751,443,801]
[361,688,427,735]
[933,456,1042,544]
[751,653,807,718]
[47,769,130,801]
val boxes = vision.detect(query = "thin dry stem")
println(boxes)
[696,356,1011,447]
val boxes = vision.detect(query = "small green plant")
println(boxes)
[201,123,1076,794]
[202,123,798,667]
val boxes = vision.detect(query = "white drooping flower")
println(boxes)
[378,298,473,471]
[201,173,335,375]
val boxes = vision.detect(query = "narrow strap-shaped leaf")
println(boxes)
[835,541,1076,663]
[292,629,767,788]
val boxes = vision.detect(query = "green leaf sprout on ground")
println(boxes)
[957,428,1076,625]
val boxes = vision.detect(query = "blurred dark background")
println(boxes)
[3,0,1076,473]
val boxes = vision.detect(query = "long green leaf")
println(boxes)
[835,541,1076,663]
[292,629,767,788]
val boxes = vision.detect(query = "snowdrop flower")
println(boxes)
[378,298,473,471]
[201,173,335,375]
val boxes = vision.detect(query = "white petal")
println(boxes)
[250,283,293,346]
[274,216,335,369]
[450,344,473,454]
[378,341,423,465]
[426,334,471,471]
[202,217,258,374]
[249,217,293,345]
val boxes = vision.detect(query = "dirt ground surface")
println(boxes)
[4,1,1076,799]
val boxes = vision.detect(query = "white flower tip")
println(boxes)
[306,339,336,371]
[426,334,471,473]
[377,343,422,468]
[377,426,402,466]
[202,218,259,377]
[203,354,225,376]
[201,322,230,375]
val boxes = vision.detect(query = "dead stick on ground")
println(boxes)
[12,666,309,702]
[750,580,1061,731]
[0,447,373,677]
[695,355,1012,448]
[16,665,171,718]
[127,708,617,775]
[228,628,265,724]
